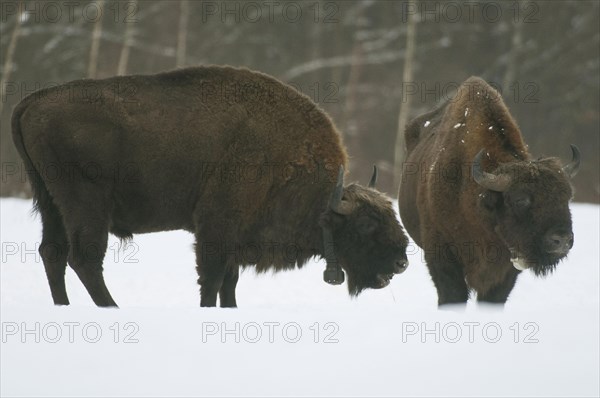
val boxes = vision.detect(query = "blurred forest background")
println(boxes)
[1,0,598,202]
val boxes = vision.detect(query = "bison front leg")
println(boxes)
[195,239,228,307]
[219,266,239,308]
[477,268,519,304]
[424,244,470,306]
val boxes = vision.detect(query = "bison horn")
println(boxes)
[472,150,512,192]
[562,144,581,179]
[329,165,354,215]
[368,165,378,188]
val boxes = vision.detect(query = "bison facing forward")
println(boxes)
[12,66,409,307]
[399,77,580,306]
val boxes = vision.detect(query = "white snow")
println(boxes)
[424,120,430,127]
[1,198,599,397]
[453,123,461,129]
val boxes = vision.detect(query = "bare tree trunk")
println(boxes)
[503,0,523,90]
[341,6,366,181]
[0,9,22,116]
[87,0,105,78]
[344,42,364,131]
[0,6,25,196]
[117,0,137,76]
[393,2,417,191]
[176,0,189,68]
[310,0,323,62]
[330,14,344,95]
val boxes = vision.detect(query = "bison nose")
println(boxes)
[544,230,574,255]
[394,258,409,274]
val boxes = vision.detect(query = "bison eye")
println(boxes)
[480,191,500,210]
[513,195,531,209]
[357,216,378,235]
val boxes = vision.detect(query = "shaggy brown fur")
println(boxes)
[399,77,578,305]
[12,66,408,307]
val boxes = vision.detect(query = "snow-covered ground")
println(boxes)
[1,197,598,397]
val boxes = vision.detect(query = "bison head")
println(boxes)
[473,145,580,276]
[320,166,409,295]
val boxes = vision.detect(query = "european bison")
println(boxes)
[399,77,580,306]
[12,66,409,307]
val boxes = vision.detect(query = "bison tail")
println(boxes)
[11,100,51,215]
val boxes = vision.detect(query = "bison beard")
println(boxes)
[399,76,580,306]
[12,66,409,307]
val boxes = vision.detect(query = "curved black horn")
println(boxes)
[562,144,581,179]
[472,150,512,192]
[368,165,378,188]
[329,165,354,215]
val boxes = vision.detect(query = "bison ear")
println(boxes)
[480,191,501,212]
[319,211,344,229]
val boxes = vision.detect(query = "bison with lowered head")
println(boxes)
[12,66,409,307]
[399,77,580,306]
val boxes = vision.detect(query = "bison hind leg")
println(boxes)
[58,193,117,307]
[38,200,70,305]
[66,225,117,307]
[424,245,470,306]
